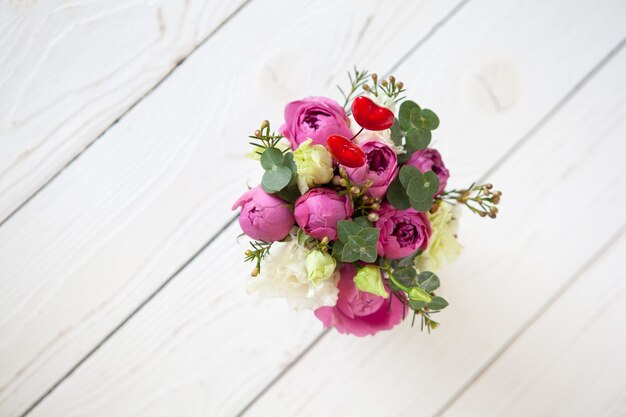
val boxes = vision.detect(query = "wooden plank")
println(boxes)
[240,41,626,416]
[21,0,626,416]
[0,0,247,223]
[0,0,465,415]
[440,233,626,417]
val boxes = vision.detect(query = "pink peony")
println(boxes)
[232,186,295,242]
[314,264,405,336]
[293,188,353,240]
[343,140,398,198]
[280,96,353,149]
[406,148,449,194]
[375,202,431,259]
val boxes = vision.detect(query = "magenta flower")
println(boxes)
[406,148,449,194]
[314,264,405,336]
[280,96,353,149]
[375,202,431,259]
[343,140,398,198]
[294,188,353,240]
[232,186,295,242]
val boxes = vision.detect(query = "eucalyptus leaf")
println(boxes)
[409,300,427,311]
[261,165,292,192]
[419,109,440,130]
[347,235,366,249]
[359,245,378,263]
[399,165,421,188]
[338,220,363,243]
[357,227,379,247]
[429,296,448,310]
[340,243,360,263]
[353,216,372,228]
[394,267,418,287]
[405,127,431,150]
[399,100,420,128]
[390,119,403,146]
[418,271,440,293]
[260,147,284,171]
[386,178,410,210]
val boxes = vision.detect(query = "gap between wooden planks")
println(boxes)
[0,0,467,416]
[0,0,249,224]
[8,0,626,416]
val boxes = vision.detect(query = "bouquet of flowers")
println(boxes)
[232,68,501,336]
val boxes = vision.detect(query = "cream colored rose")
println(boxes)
[416,203,463,272]
[293,139,334,193]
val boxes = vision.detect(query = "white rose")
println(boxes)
[416,203,463,272]
[247,239,339,311]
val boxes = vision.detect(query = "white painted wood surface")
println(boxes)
[0,0,625,416]
[0,0,246,223]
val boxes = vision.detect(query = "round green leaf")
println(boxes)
[387,178,410,210]
[260,147,285,171]
[419,109,440,130]
[423,171,440,195]
[261,165,292,192]
[398,100,420,128]
[399,165,421,188]
[405,127,431,151]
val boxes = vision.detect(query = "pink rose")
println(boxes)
[343,140,398,198]
[375,202,431,259]
[314,264,405,336]
[232,186,295,242]
[294,188,353,240]
[406,148,449,194]
[280,96,353,149]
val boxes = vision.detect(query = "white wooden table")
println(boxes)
[1,1,625,416]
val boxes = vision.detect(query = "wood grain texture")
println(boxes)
[0,0,246,223]
[241,43,626,417]
[440,233,626,417]
[17,0,626,416]
[0,0,465,415]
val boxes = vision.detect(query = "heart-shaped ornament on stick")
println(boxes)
[326,135,366,167]
[351,96,395,131]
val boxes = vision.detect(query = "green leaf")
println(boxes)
[353,216,372,228]
[340,243,360,263]
[393,267,418,287]
[261,165,292,192]
[337,220,363,243]
[347,235,366,249]
[409,300,427,311]
[275,182,300,202]
[406,171,439,212]
[419,109,440,130]
[397,150,413,165]
[399,100,420,128]
[390,119,403,146]
[358,227,379,247]
[359,245,378,263]
[409,107,423,126]
[399,165,421,188]
[429,296,448,310]
[405,127,431,151]
[260,147,284,171]
[397,250,421,268]
[332,241,345,261]
[386,177,410,210]
[418,271,440,293]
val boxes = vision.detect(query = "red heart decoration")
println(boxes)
[351,96,395,131]
[326,135,366,168]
